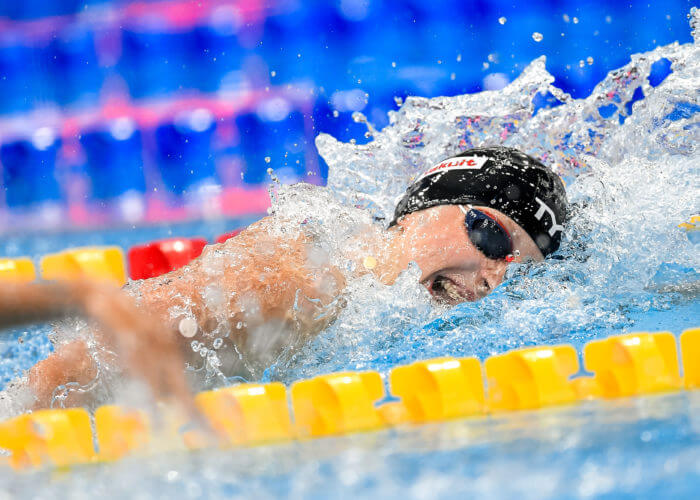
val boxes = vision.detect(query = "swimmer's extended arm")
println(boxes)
[0,282,83,330]
[0,281,193,411]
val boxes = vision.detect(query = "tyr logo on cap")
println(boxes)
[418,156,489,181]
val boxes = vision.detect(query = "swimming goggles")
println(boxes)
[459,205,514,261]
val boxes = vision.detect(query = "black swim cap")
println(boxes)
[391,146,568,256]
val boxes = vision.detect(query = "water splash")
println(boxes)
[277,15,699,381]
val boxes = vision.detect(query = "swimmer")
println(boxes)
[3,146,567,411]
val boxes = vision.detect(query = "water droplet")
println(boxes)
[264,156,271,163]
[532,32,543,42]
[579,60,585,68]
[563,14,570,23]
[605,15,612,23]
[332,110,339,118]
[456,53,462,62]
[587,56,594,65]
[498,16,507,25]
[573,17,579,24]
[270,70,276,77]
[450,72,456,81]
[391,61,396,68]
[178,317,197,338]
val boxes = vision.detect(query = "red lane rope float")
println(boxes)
[128,237,207,280]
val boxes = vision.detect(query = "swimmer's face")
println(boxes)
[393,205,544,304]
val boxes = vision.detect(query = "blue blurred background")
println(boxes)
[0,0,695,228]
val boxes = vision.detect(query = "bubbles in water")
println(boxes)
[532,32,543,42]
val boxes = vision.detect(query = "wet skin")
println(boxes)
[386,205,544,304]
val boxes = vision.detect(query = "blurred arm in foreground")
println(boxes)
[0,281,193,412]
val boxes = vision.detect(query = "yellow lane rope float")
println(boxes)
[0,327,697,471]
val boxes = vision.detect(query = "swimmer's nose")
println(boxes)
[477,260,508,297]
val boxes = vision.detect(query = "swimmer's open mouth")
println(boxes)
[428,275,475,303]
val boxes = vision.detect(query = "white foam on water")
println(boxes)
[273,9,699,380]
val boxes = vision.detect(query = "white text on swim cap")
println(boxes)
[417,156,489,181]
[534,197,564,236]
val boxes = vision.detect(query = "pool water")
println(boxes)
[0,9,699,499]
[0,388,698,499]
